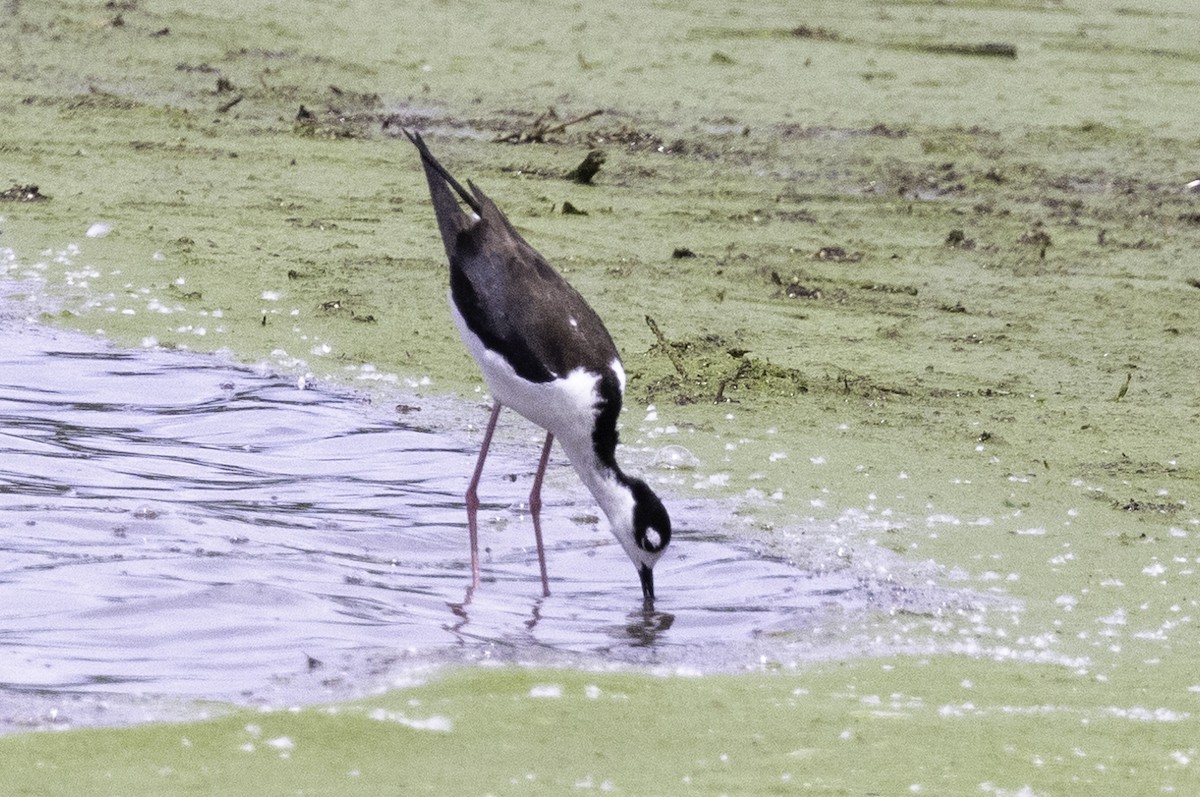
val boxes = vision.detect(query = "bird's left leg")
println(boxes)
[465,400,503,588]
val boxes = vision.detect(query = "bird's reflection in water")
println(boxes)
[444,581,546,639]
[622,605,675,647]
[445,582,673,649]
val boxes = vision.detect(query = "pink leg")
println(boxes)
[528,431,554,597]
[465,401,503,589]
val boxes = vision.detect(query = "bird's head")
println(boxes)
[610,478,671,603]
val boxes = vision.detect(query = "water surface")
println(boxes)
[1,321,870,732]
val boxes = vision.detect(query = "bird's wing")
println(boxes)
[406,131,620,384]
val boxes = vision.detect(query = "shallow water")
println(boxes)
[0,320,870,732]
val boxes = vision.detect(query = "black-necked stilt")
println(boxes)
[405,130,671,602]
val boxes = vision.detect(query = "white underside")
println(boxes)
[450,296,624,446]
[450,297,635,527]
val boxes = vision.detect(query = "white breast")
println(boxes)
[450,296,616,448]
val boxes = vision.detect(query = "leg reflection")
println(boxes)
[445,582,547,639]
[445,581,476,639]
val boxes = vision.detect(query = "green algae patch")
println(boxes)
[4,663,1197,795]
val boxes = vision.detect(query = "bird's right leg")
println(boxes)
[465,400,503,588]
[528,431,554,597]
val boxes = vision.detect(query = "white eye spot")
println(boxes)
[569,317,578,328]
[645,529,662,549]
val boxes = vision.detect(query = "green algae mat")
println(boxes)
[5,664,1197,795]
[3,0,1199,793]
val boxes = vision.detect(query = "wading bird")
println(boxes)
[406,130,671,602]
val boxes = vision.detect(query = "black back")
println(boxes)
[406,130,620,386]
